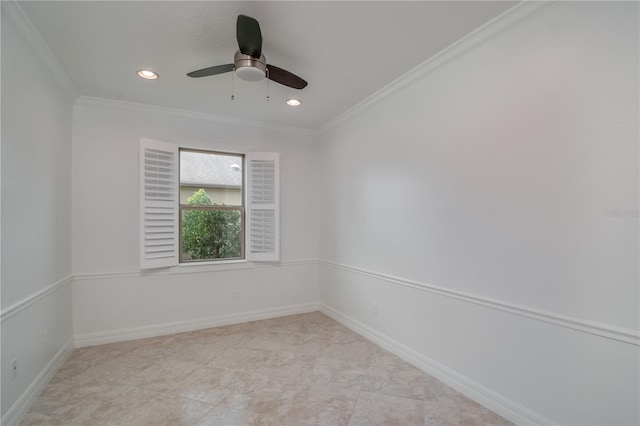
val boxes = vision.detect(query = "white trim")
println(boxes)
[74,302,319,347]
[1,338,74,426]
[319,304,554,426]
[319,260,640,346]
[317,1,558,134]
[72,258,639,346]
[1,0,78,101]
[0,276,72,322]
[271,259,317,267]
[178,259,248,267]
[75,96,317,136]
[246,152,280,262]
[72,259,316,281]
[140,138,180,270]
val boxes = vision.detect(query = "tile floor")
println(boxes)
[20,312,512,426]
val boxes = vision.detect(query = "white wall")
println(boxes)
[318,2,638,425]
[71,100,319,343]
[1,8,74,421]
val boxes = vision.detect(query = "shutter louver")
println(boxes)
[140,139,179,269]
[246,153,280,261]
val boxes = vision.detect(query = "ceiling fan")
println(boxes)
[187,15,308,90]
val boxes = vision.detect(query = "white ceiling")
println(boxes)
[20,1,515,131]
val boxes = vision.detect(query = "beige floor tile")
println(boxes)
[108,393,214,426]
[206,346,275,371]
[255,314,341,338]
[122,358,202,394]
[309,355,371,389]
[172,328,250,349]
[332,328,372,345]
[194,393,292,426]
[16,412,60,426]
[31,385,157,425]
[170,365,244,404]
[362,350,429,400]
[425,393,513,426]
[424,374,463,400]
[288,382,360,425]
[164,342,228,365]
[229,365,309,397]
[65,344,131,366]
[349,391,425,426]
[67,386,159,425]
[20,312,512,426]
[244,330,333,355]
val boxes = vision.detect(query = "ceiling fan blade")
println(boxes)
[237,15,262,58]
[187,64,234,78]
[267,65,308,89]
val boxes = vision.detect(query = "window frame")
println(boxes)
[178,148,246,264]
[140,138,280,270]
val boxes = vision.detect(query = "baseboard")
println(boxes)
[1,337,74,426]
[319,303,554,426]
[74,302,319,347]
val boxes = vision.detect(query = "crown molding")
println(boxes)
[317,1,559,135]
[1,0,78,101]
[2,0,560,137]
[75,96,318,137]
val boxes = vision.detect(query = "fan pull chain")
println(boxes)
[266,68,270,101]
[231,69,235,100]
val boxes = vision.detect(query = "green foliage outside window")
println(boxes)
[182,189,241,260]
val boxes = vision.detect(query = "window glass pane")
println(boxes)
[180,151,243,206]
[181,207,243,261]
[179,149,244,262]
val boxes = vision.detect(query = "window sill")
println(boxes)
[179,259,247,267]
[168,259,250,275]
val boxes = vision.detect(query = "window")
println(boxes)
[179,149,244,262]
[139,138,279,269]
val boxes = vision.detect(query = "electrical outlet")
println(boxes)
[371,302,378,316]
[233,291,240,301]
[43,329,48,348]
[11,358,18,380]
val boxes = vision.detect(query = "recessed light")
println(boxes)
[286,98,301,107]
[137,69,158,80]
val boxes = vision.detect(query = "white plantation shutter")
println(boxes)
[139,138,179,269]
[246,152,280,261]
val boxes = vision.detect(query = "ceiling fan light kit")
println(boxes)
[187,14,308,90]
[234,51,266,81]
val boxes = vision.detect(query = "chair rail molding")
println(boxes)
[0,276,72,322]
[72,259,318,281]
[319,259,640,346]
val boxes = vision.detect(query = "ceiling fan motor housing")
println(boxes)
[234,51,266,81]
